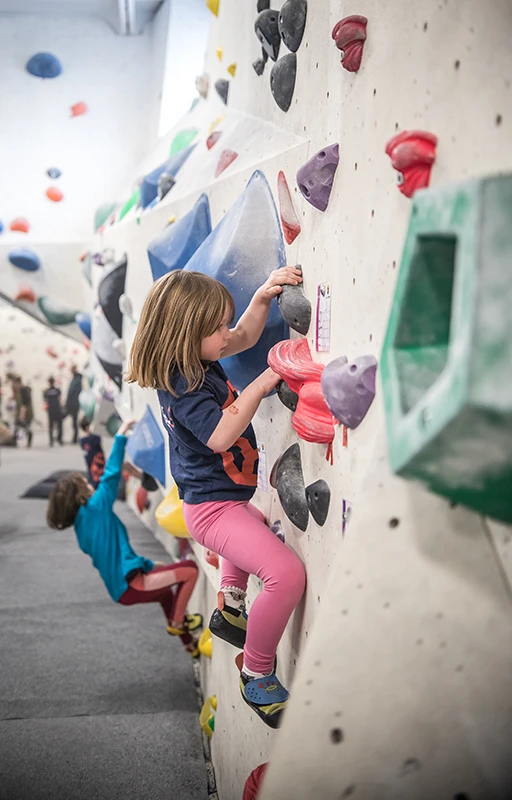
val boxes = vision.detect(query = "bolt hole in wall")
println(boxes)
[389,517,400,528]
[330,727,344,744]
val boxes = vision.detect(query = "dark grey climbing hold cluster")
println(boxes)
[255,9,281,61]
[277,380,298,412]
[215,78,230,105]
[271,443,309,531]
[270,52,297,112]
[306,479,331,526]
[257,0,270,10]
[278,0,307,52]
[277,264,311,334]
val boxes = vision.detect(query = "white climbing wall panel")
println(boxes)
[88,0,512,798]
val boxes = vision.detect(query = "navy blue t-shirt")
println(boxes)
[158,361,258,504]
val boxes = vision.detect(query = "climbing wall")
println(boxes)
[84,1,512,798]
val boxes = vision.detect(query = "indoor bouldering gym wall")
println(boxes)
[2,1,512,799]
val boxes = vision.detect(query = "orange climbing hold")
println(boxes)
[46,187,63,202]
[70,101,87,117]
[277,170,301,244]
[15,285,36,303]
[215,149,238,178]
[10,218,30,233]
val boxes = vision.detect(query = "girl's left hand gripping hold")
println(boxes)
[256,266,303,303]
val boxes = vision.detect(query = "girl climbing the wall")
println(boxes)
[127,268,306,729]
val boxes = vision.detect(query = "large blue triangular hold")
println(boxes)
[184,170,288,391]
[127,405,166,485]
[140,145,196,209]
[147,194,212,281]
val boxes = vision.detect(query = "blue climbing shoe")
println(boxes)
[236,653,288,728]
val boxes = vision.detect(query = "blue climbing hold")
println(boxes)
[127,405,166,485]
[8,248,41,272]
[185,170,288,391]
[147,194,212,281]
[140,145,195,209]
[0,221,3,235]
[75,311,92,340]
[47,167,61,179]
[26,52,62,79]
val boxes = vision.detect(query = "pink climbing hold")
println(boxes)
[206,131,222,150]
[70,101,87,117]
[332,15,368,73]
[215,149,238,178]
[46,345,58,358]
[385,130,438,198]
[277,170,301,244]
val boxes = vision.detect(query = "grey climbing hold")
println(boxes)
[158,173,176,200]
[253,57,266,76]
[278,0,307,53]
[321,354,377,428]
[270,53,296,113]
[296,143,339,212]
[215,78,229,105]
[254,9,281,61]
[306,479,330,526]
[277,264,311,334]
[257,0,270,11]
[275,443,309,531]
[277,380,298,412]
[261,47,269,63]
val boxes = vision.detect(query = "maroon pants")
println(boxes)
[118,561,198,627]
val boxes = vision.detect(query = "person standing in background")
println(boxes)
[65,365,83,444]
[43,377,63,447]
[11,376,33,448]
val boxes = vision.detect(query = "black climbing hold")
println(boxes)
[142,472,159,492]
[253,57,266,76]
[158,172,176,201]
[277,380,298,412]
[254,9,281,62]
[98,254,127,338]
[306,479,331,526]
[277,264,311,334]
[261,47,269,63]
[257,0,270,11]
[215,78,229,105]
[278,0,307,53]
[275,443,309,531]
[270,52,297,113]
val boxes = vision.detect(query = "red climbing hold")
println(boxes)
[10,217,30,233]
[46,187,63,202]
[205,550,220,569]
[215,149,238,178]
[206,131,222,150]
[332,15,368,73]
[385,130,438,198]
[277,170,301,244]
[136,486,150,514]
[70,101,87,117]
[15,285,36,303]
[45,345,58,358]
[243,763,269,800]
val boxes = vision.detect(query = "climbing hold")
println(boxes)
[243,763,269,800]
[385,130,438,199]
[10,218,30,234]
[94,203,116,232]
[70,101,87,117]
[75,311,92,340]
[278,0,307,52]
[257,0,270,10]
[169,128,198,156]
[15,285,36,303]
[277,170,301,244]
[90,392,119,437]
[8,248,40,272]
[270,53,296,112]
[215,78,230,105]
[118,293,136,323]
[277,264,310,334]
[127,406,166,485]
[270,520,285,542]
[209,115,224,133]
[112,338,126,359]
[306,479,331,526]
[206,131,222,150]
[206,0,219,16]
[38,297,78,326]
[321,354,377,429]
[158,173,175,200]
[91,310,123,388]
[155,485,190,538]
[119,188,140,221]
[332,15,368,72]
[147,194,212,282]
[296,144,339,212]
[216,46,223,61]
[78,389,95,419]
[200,696,217,738]
[205,550,220,569]
[47,167,61,179]
[252,57,266,76]
[227,62,237,77]
[184,170,287,390]
[46,187,63,202]
[136,486,150,514]
[273,443,309,531]
[276,380,298,412]
[98,255,127,338]
[215,149,238,178]
[26,52,62,79]
[195,73,209,98]
[255,9,281,61]
[140,146,195,209]
[0,221,3,234]
[45,345,58,359]
[198,628,213,658]
[105,413,121,437]
[140,472,158,492]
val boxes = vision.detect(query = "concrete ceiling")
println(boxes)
[0,0,164,34]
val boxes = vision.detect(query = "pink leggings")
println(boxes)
[118,561,198,626]
[183,501,306,675]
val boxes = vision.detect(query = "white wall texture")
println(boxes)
[20,0,512,798]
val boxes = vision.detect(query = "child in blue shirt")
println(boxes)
[47,418,201,654]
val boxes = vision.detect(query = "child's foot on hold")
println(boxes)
[235,652,288,729]
[209,588,247,649]
[166,612,203,636]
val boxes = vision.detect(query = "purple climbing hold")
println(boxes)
[270,53,296,113]
[296,144,339,212]
[255,9,281,62]
[321,354,377,429]
[215,78,230,105]
[270,520,285,543]
[278,0,307,53]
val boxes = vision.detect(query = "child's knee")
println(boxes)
[268,552,306,601]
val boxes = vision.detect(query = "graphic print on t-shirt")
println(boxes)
[220,379,257,487]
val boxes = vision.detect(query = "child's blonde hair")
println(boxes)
[125,270,235,396]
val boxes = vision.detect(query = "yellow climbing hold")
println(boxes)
[216,46,223,61]
[227,63,237,77]
[198,628,213,659]
[167,215,176,225]
[208,115,224,134]
[155,484,190,538]
[206,0,219,16]
[200,695,217,738]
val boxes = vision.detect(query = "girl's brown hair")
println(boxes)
[47,473,91,530]
[125,270,235,395]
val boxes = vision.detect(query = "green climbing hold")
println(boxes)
[119,188,140,221]
[94,203,116,232]
[37,297,79,326]
[169,128,198,156]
